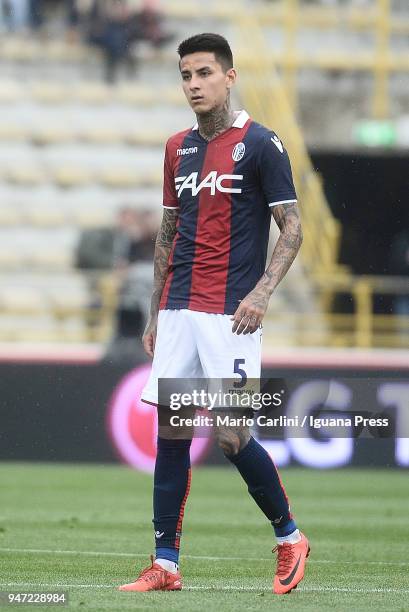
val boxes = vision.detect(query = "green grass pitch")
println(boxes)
[1,463,408,611]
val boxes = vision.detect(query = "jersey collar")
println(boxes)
[192,109,249,131]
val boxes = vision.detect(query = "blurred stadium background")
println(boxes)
[0,0,407,454]
[1,1,408,607]
[0,0,408,355]
[0,0,408,463]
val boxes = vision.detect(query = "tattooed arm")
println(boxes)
[231,202,303,335]
[142,208,179,356]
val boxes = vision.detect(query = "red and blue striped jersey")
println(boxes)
[159,110,297,315]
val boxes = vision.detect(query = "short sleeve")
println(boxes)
[162,141,179,209]
[256,131,297,207]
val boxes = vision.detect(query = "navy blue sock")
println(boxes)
[153,437,192,563]
[228,437,296,537]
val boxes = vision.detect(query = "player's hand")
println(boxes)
[230,286,270,335]
[142,317,157,357]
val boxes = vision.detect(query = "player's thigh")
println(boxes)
[146,309,203,379]
[191,311,260,452]
[141,309,203,436]
[191,311,262,380]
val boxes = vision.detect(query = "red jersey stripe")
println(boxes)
[188,122,252,313]
[159,129,190,310]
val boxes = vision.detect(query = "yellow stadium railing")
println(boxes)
[1,0,407,349]
[232,11,409,349]
[234,13,343,278]
[164,0,409,120]
[1,271,407,348]
[244,0,407,119]
[309,273,409,348]
[256,273,408,349]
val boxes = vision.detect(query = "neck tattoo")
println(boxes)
[197,97,237,142]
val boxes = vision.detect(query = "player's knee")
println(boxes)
[157,406,195,440]
[158,424,193,440]
[215,430,250,457]
[216,433,239,457]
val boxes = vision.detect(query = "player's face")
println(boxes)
[179,52,236,114]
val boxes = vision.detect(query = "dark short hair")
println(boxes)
[177,33,233,72]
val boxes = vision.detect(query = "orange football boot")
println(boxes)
[273,532,310,594]
[118,555,183,592]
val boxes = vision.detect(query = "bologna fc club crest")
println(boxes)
[232,142,246,162]
[108,364,212,472]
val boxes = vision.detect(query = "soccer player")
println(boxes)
[119,33,309,595]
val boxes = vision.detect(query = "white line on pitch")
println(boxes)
[0,582,409,595]
[0,547,408,567]
[189,586,409,594]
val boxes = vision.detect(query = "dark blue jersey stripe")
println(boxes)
[224,123,271,313]
[164,132,207,309]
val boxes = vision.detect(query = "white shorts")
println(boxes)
[141,309,262,405]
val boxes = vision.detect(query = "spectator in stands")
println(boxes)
[29,0,45,30]
[1,0,173,81]
[103,207,158,365]
[113,207,156,339]
[1,0,77,34]
[86,0,131,83]
[85,0,173,82]
[74,204,157,364]
[75,205,153,347]
[75,204,155,270]
[112,206,155,270]
[1,0,29,31]
[127,0,173,51]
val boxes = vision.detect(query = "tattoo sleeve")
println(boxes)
[257,202,303,295]
[213,410,251,456]
[150,208,179,317]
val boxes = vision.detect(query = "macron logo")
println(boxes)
[176,146,198,156]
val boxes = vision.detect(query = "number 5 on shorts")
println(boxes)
[233,358,247,388]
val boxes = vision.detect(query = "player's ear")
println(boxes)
[226,68,237,89]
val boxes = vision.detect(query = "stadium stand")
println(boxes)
[0,0,408,348]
